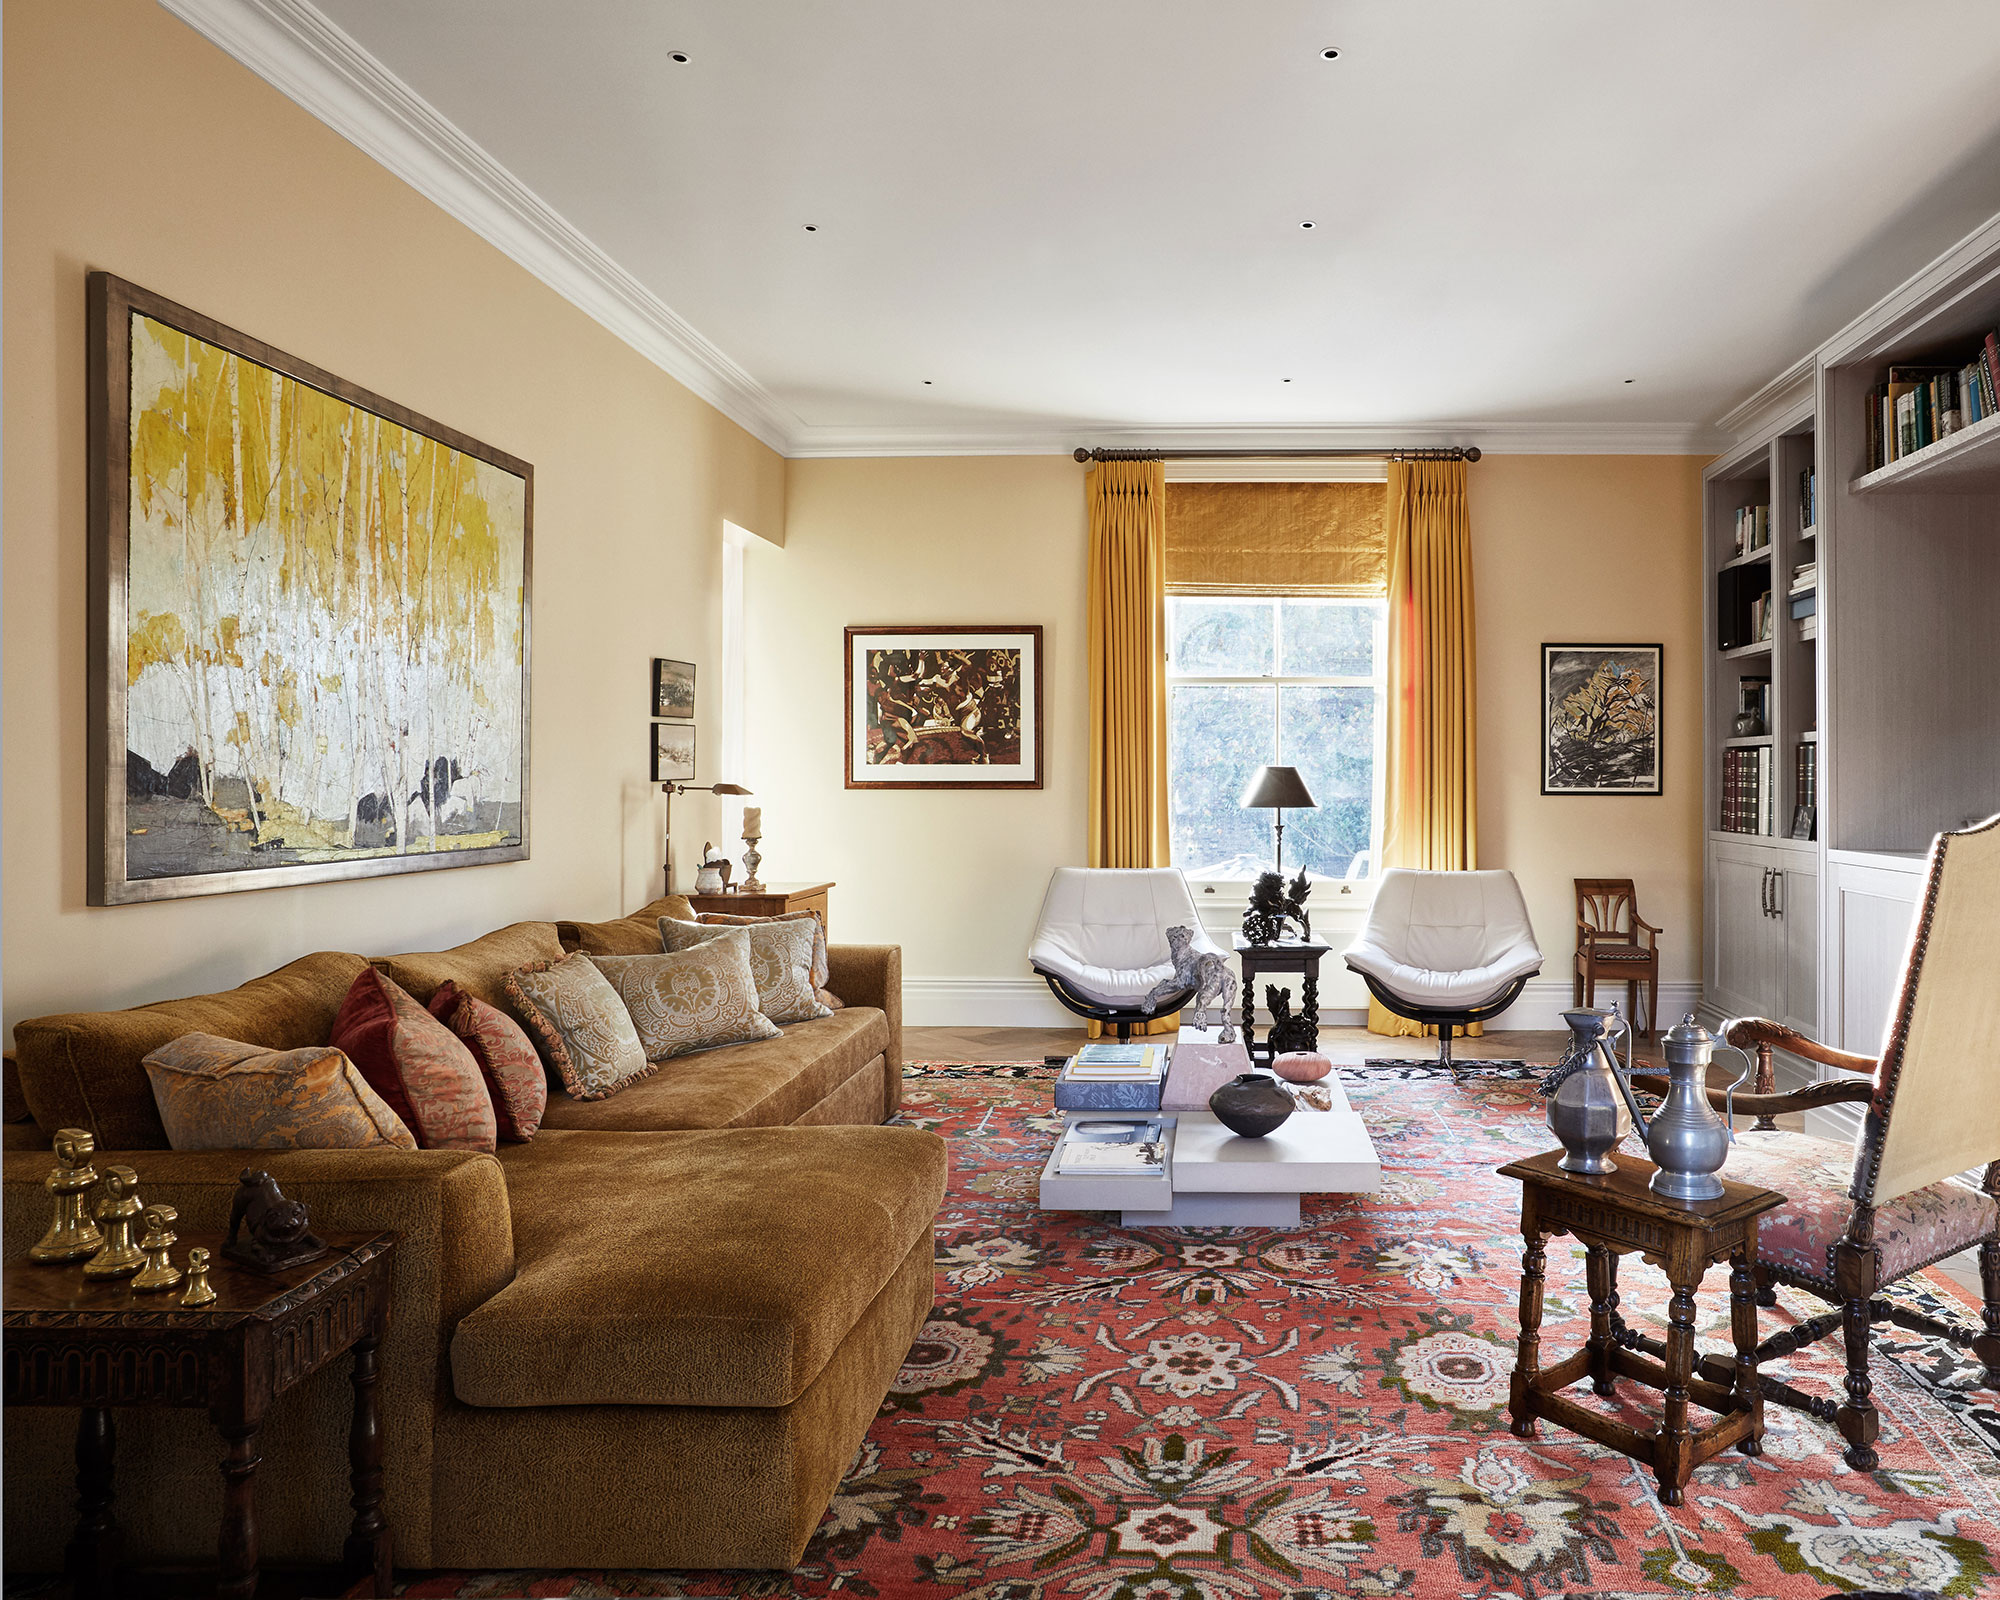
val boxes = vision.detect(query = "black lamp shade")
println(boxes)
[1239,765,1316,810]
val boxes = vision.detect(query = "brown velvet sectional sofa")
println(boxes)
[2,898,946,1573]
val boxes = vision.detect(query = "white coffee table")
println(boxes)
[1037,1071,1382,1227]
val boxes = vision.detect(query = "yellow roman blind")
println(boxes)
[1164,481,1387,597]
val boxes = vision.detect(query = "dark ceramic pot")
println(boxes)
[1208,1072,1294,1138]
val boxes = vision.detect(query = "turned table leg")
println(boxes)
[345,1333,394,1596]
[1301,965,1320,1054]
[1509,1226,1548,1438]
[1586,1245,1619,1397]
[1657,1271,1701,1505]
[1730,1250,1764,1455]
[66,1406,119,1600]
[217,1424,262,1600]
[1241,977,1257,1061]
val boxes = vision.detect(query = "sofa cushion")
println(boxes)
[537,1008,890,1131]
[696,908,831,991]
[11,950,372,1149]
[371,922,564,1014]
[429,984,547,1142]
[452,1124,947,1409]
[142,1033,416,1151]
[661,916,829,1025]
[505,954,653,1100]
[591,935,782,1061]
[332,971,496,1152]
[556,896,696,957]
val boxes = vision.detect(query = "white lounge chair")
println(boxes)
[1028,867,1224,1039]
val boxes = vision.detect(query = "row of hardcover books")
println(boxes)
[1720,743,1775,835]
[1863,331,2000,471]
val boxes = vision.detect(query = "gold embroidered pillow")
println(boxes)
[660,916,829,1026]
[142,1033,417,1151]
[504,954,652,1101]
[593,931,782,1061]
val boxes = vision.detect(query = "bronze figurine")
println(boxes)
[223,1169,328,1274]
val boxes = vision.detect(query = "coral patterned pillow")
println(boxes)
[331,969,497,1152]
[504,953,653,1100]
[427,981,547,1142]
[142,1033,416,1151]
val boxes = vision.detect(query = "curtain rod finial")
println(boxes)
[1464,446,1482,463]
[1073,447,1093,463]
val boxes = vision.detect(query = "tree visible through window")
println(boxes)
[1166,596,1385,881]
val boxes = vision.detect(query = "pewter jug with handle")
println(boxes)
[1540,1007,1648,1175]
[1643,1014,1753,1202]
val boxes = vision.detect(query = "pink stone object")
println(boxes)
[1274,1051,1332,1084]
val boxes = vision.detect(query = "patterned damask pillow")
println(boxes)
[695,908,844,1010]
[660,915,831,1026]
[504,954,653,1101]
[143,1033,417,1151]
[593,930,783,1061]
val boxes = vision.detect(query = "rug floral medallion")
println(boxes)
[399,1063,2000,1600]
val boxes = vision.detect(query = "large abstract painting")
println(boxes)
[844,626,1043,789]
[88,273,532,903]
[1541,642,1662,796]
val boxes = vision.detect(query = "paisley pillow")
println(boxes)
[660,915,830,1026]
[142,1033,416,1151]
[592,930,781,1062]
[428,981,547,1141]
[505,953,653,1101]
[694,908,843,1010]
[332,969,497,1152]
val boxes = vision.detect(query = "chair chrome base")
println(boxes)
[1351,970,1538,1081]
[1032,967,1196,1042]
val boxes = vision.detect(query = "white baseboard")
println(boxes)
[903,974,1702,1034]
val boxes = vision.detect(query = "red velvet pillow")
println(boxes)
[427,982,547,1142]
[331,969,496,1152]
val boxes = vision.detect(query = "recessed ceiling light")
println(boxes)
[1300,221,1316,230]
[1624,378,1635,384]
[803,224,818,232]
[923,380,933,386]
[1321,47,1341,60]
[668,51,689,64]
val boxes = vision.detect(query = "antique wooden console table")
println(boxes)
[1232,934,1329,1065]
[3,1230,396,1599]
[1498,1150,1784,1506]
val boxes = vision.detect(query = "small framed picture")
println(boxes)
[1790,804,1817,841]
[652,658,696,720]
[844,625,1044,789]
[1541,643,1663,795]
[650,721,696,783]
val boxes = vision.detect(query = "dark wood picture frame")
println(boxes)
[652,657,696,720]
[87,271,534,904]
[650,722,697,784]
[844,625,1045,790]
[1540,642,1663,796]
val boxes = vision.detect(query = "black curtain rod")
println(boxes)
[1071,445,1481,463]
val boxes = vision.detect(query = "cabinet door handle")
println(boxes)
[1759,869,1770,917]
[1770,870,1783,919]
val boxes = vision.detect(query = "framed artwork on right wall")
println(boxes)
[1540,643,1662,795]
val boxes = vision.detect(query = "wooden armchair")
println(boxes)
[1633,814,2000,1470]
[1574,878,1662,1037]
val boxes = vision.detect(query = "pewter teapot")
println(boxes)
[1540,1007,1640,1176]
[1642,1014,1753,1202]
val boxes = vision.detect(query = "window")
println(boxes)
[720,522,752,837]
[1166,595,1385,881]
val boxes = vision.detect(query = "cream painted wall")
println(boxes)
[749,454,1706,1025]
[2,0,785,1033]
[743,458,1088,1017]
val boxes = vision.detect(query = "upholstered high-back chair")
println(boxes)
[1636,813,2000,1469]
[1574,878,1662,1037]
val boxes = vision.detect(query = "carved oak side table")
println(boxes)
[1232,934,1330,1065]
[3,1230,396,1600]
[1498,1151,1783,1506]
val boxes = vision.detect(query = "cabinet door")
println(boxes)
[1776,862,1820,1037]
[1712,852,1781,1019]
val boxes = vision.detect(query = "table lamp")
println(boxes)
[1239,765,1316,873]
[663,781,751,896]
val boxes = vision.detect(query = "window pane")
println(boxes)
[1278,598,1381,677]
[1279,685,1377,878]
[1168,597,1274,677]
[1168,683,1275,877]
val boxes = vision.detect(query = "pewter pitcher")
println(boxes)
[1540,1007,1648,1175]
[1643,1014,1753,1202]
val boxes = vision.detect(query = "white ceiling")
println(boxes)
[175,1,2000,454]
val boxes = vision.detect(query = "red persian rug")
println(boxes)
[390,1063,2000,1599]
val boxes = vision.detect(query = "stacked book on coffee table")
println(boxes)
[1053,1040,1168,1111]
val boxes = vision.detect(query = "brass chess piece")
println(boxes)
[30,1127,104,1263]
[180,1247,218,1308]
[131,1203,184,1292]
[82,1165,147,1280]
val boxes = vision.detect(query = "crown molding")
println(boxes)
[157,0,801,454]
[785,419,1729,458]
[1712,355,1816,446]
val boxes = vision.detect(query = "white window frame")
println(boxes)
[1165,594,1388,893]
[720,521,753,842]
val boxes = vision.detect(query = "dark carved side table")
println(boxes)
[1232,934,1329,1065]
[1498,1151,1783,1506]
[3,1230,396,1599]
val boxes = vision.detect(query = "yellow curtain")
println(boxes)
[1164,482,1386,596]
[1370,458,1480,1037]
[1085,459,1174,1035]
